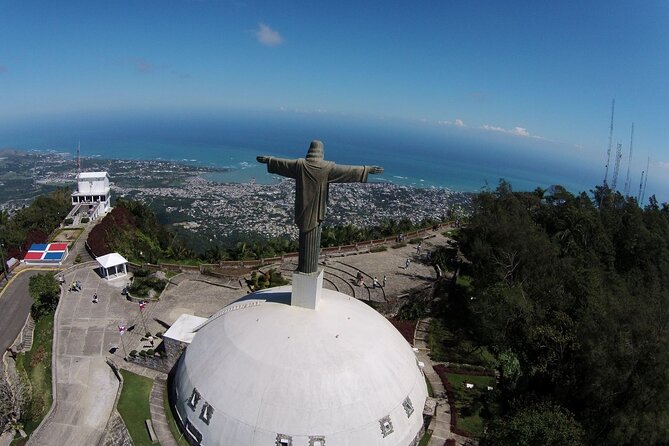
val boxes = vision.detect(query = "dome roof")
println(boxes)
[172,286,427,446]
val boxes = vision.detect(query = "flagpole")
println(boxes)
[139,301,148,335]
[118,325,128,360]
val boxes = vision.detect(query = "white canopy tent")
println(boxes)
[96,253,128,280]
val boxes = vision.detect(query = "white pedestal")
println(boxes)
[291,269,324,310]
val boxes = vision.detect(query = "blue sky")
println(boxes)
[1,0,668,193]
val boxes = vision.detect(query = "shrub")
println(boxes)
[64,218,74,225]
[396,299,430,320]
[139,350,147,357]
[409,237,423,244]
[128,275,166,298]
[74,254,82,264]
[129,350,137,357]
[155,331,163,338]
[370,245,388,253]
[29,273,60,320]
[133,269,150,278]
[146,349,155,356]
[81,217,90,223]
[145,332,152,337]
[247,268,288,291]
[392,242,407,249]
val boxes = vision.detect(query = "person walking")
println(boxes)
[383,275,387,287]
[405,258,411,269]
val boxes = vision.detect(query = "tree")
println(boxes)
[0,375,29,435]
[453,181,669,444]
[482,402,585,446]
[29,273,60,320]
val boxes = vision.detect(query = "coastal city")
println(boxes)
[0,149,471,249]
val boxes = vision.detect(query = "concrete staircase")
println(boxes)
[18,317,36,352]
[149,377,178,446]
[413,318,431,351]
[64,223,96,266]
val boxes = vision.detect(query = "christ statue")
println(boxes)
[257,140,384,274]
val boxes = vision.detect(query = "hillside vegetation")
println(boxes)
[449,182,669,445]
[0,187,71,261]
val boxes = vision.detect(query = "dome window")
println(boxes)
[309,436,325,446]
[379,415,394,437]
[187,388,201,410]
[403,396,414,417]
[275,433,292,446]
[200,402,214,425]
[185,420,203,444]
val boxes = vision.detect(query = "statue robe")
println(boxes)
[266,157,371,233]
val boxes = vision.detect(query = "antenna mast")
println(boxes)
[76,141,81,179]
[611,142,623,192]
[640,156,650,205]
[623,123,634,197]
[603,99,615,186]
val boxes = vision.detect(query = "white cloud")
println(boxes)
[437,118,466,127]
[658,161,669,171]
[511,126,530,137]
[481,124,544,139]
[256,23,283,47]
[481,124,505,132]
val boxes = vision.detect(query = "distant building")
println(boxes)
[70,171,111,221]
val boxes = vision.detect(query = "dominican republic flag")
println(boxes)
[118,325,126,335]
[139,300,146,310]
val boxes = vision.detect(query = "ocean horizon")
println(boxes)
[2,109,658,200]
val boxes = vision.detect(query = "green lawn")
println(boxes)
[447,372,496,436]
[163,381,190,446]
[418,429,433,446]
[118,369,155,446]
[428,318,494,366]
[15,314,54,438]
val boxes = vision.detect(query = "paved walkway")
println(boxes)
[150,377,178,446]
[28,264,124,446]
[415,317,473,446]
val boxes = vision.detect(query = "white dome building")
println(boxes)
[172,286,428,446]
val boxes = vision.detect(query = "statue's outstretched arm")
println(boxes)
[329,164,384,183]
[258,156,299,179]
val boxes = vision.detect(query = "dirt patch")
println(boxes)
[30,346,45,366]
[52,228,83,243]
[388,318,417,345]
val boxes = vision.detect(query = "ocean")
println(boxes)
[0,109,609,195]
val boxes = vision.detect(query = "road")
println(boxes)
[0,269,50,353]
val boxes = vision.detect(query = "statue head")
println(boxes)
[305,140,324,161]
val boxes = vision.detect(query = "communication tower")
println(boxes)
[76,141,81,178]
[602,99,615,186]
[637,157,650,203]
[623,124,634,197]
[640,157,650,204]
[611,142,623,192]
